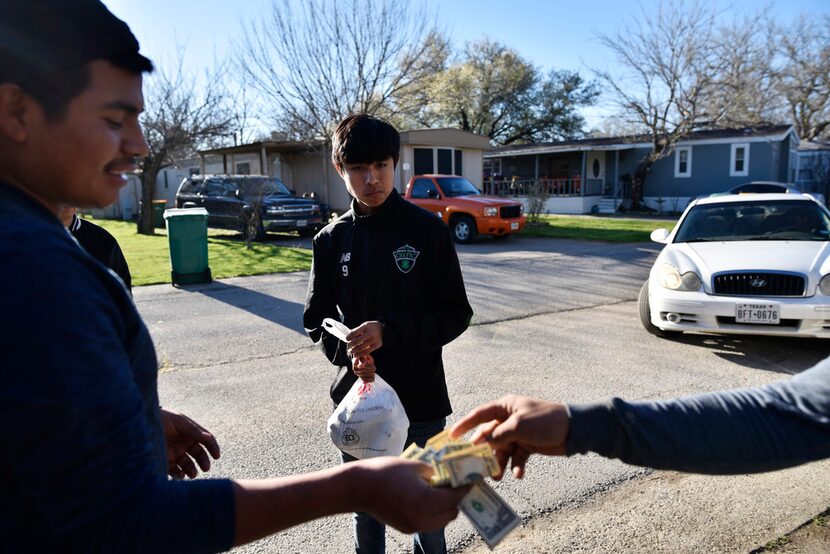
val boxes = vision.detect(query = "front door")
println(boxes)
[586,152,605,195]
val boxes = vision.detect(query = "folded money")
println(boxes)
[460,481,520,549]
[400,430,520,549]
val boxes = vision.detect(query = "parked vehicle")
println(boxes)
[640,193,830,339]
[719,181,826,206]
[403,174,526,243]
[175,175,326,240]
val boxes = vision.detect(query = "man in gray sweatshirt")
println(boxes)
[451,356,830,477]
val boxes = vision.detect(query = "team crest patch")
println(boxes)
[393,245,420,273]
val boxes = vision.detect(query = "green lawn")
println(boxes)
[89,214,675,287]
[88,218,312,287]
[520,214,676,242]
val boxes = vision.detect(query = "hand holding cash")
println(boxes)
[403,429,521,549]
[449,395,570,479]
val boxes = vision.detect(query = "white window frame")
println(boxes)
[421,147,464,175]
[674,146,692,178]
[730,143,750,177]
[484,159,502,176]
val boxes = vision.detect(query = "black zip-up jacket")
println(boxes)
[303,189,473,423]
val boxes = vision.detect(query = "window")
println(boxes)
[414,147,464,175]
[204,179,236,197]
[236,162,251,175]
[483,159,502,178]
[437,149,452,174]
[414,148,434,174]
[730,144,749,177]
[410,178,439,199]
[674,146,692,178]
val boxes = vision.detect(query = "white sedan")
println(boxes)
[640,193,830,338]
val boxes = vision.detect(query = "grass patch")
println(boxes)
[87,218,312,287]
[761,534,792,551]
[521,214,676,242]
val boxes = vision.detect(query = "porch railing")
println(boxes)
[483,178,605,197]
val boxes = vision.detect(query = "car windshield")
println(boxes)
[674,200,830,242]
[731,184,789,194]
[436,177,480,197]
[238,178,291,196]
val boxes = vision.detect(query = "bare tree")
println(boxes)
[777,15,830,141]
[594,1,727,208]
[138,56,235,234]
[237,0,447,142]
[706,11,783,129]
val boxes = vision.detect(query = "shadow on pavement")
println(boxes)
[665,333,830,375]
[187,281,307,334]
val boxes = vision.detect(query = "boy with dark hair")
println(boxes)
[304,113,474,553]
[0,2,467,551]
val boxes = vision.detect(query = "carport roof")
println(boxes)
[198,140,324,156]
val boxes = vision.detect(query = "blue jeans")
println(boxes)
[340,418,447,554]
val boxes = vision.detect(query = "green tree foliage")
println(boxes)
[403,39,598,145]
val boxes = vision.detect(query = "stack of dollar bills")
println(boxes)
[400,430,520,549]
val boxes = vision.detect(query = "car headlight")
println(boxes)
[657,263,701,291]
[820,274,830,295]
[483,207,498,217]
[519,204,524,215]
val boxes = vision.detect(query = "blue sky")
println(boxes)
[104,0,830,130]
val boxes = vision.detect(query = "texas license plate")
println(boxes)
[296,219,307,227]
[510,222,519,230]
[735,303,780,324]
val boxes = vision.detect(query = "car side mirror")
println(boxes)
[650,228,670,243]
[428,190,440,199]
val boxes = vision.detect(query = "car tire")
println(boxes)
[638,280,681,338]
[450,215,477,244]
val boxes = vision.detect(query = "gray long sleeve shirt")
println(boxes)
[567,356,830,474]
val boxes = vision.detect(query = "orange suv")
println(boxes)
[404,175,526,243]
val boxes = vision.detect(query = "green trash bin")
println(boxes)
[152,199,168,229]
[164,207,212,286]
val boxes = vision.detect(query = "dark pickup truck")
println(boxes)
[176,175,326,240]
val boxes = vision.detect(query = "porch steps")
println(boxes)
[597,198,622,214]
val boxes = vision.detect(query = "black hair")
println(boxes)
[331,113,400,170]
[8,52,153,121]
[0,0,154,120]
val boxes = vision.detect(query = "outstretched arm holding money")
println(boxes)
[450,395,570,479]
[232,457,469,546]
[451,356,830,477]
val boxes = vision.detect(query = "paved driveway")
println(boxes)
[135,237,830,553]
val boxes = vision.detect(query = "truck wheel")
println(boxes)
[451,215,477,244]
[638,280,681,338]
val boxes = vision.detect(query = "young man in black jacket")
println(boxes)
[304,114,474,553]
[58,206,132,292]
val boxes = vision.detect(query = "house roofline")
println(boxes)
[484,125,795,158]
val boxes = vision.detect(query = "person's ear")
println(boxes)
[0,84,31,143]
[333,161,344,177]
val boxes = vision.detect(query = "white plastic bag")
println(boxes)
[327,374,410,459]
